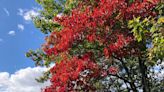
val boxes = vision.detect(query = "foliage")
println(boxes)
[129,16,164,63]
[33,0,65,34]
[26,0,164,92]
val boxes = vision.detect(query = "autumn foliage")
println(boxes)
[40,0,162,92]
[27,0,164,92]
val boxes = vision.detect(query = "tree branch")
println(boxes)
[113,56,137,92]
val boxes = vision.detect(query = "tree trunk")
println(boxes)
[139,58,150,92]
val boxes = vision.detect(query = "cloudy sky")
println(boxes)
[0,0,50,92]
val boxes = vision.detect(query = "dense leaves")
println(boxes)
[26,0,164,92]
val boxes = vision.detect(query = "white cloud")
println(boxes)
[8,31,15,36]
[17,24,24,31]
[17,8,24,16]
[0,67,50,92]
[18,8,39,21]
[3,8,10,16]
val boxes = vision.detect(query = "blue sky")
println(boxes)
[0,0,45,73]
[0,1,50,92]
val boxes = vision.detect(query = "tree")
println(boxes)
[26,0,164,92]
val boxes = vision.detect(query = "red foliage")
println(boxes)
[103,47,110,57]
[43,55,99,92]
[42,0,159,91]
[87,33,96,42]
[43,0,158,56]
[108,66,119,75]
